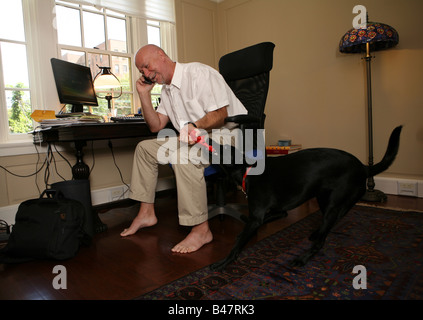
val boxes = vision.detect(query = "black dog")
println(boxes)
[209,126,402,270]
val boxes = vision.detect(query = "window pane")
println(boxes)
[88,53,110,79]
[0,0,25,41]
[112,56,131,91]
[113,93,132,116]
[151,94,161,109]
[107,17,127,53]
[83,11,105,49]
[147,25,161,47]
[0,42,29,88]
[6,89,32,134]
[93,92,131,117]
[61,49,85,65]
[56,5,82,46]
[151,85,162,96]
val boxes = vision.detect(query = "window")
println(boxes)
[147,20,161,47]
[147,20,162,109]
[55,1,133,116]
[0,0,33,136]
[0,0,171,147]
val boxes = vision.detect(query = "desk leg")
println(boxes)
[72,141,108,233]
[72,141,90,180]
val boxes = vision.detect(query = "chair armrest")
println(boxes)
[224,114,261,126]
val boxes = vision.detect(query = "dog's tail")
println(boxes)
[366,125,402,177]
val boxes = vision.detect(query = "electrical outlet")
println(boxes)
[110,187,124,201]
[397,181,418,197]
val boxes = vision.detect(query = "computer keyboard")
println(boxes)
[111,116,145,123]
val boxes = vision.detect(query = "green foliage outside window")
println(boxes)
[8,83,32,134]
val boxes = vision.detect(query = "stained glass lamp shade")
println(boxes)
[339,22,399,54]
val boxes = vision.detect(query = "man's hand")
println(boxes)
[180,123,200,145]
[136,76,154,96]
[135,75,169,133]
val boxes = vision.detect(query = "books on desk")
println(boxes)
[39,114,104,127]
[266,144,302,155]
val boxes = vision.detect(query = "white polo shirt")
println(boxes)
[157,62,247,132]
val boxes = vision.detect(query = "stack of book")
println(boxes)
[265,144,302,155]
[39,114,104,127]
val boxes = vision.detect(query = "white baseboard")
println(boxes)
[90,176,176,205]
[0,176,176,226]
[374,176,423,198]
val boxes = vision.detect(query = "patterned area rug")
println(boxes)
[139,206,423,300]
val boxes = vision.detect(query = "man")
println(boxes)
[121,44,247,253]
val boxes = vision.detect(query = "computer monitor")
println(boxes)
[50,58,98,113]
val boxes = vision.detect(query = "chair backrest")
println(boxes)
[219,42,275,129]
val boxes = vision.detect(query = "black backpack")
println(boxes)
[0,189,89,263]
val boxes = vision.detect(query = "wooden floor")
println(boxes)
[1,191,423,300]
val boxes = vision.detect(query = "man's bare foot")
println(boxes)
[120,203,157,237]
[171,221,213,253]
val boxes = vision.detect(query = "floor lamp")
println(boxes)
[339,19,399,202]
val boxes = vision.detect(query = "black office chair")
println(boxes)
[206,42,275,221]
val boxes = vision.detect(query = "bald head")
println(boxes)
[135,45,165,67]
[135,45,175,85]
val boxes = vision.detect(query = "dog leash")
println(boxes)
[242,166,253,197]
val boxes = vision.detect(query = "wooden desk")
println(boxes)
[33,122,155,233]
[36,121,153,143]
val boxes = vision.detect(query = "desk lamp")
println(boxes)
[339,16,399,202]
[93,65,122,113]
